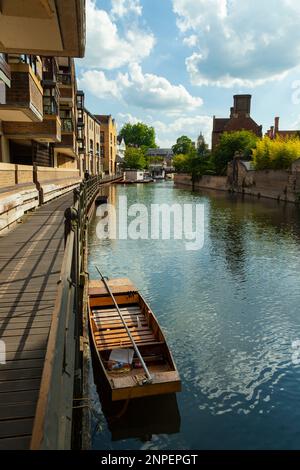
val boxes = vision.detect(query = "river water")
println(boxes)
[88,181,300,450]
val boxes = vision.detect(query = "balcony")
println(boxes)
[2,115,61,143]
[76,90,85,109]
[43,95,59,116]
[42,57,58,85]
[55,117,76,157]
[57,73,73,103]
[0,0,86,58]
[61,117,74,133]
[57,73,72,86]
[55,133,77,158]
[0,54,11,87]
[0,59,43,122]
[78,142,86,154]
[57,58,74,104]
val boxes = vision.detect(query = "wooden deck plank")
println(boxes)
[0,378,41,393]
[0,358,45,370]
[0,402,37,420]
[0,192,73,450]
[0,418,34,439]
[0,368,44,381]
[97,340,164,351]
[0,390,39,404]
[0,436,31,450]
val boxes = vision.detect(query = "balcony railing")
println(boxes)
[0,53,11,85]
[61,117,74,132]
[43,96,59,116]
[78,144,86,154]
[76,91,84,110]
[42,58,58,83]
[57,73,72,86]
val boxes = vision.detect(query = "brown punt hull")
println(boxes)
[89,278,181,401]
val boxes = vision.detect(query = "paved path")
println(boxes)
[0,193,73,450]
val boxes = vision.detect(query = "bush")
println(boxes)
[252,136,300,170]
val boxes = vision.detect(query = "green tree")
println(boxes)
[119,122,156,148]
[189,149,216,181]
[213,130,258,175]
[197,133,209,158]
[123,147,146,169]
[173,154,191,173]
[172,136,194,155]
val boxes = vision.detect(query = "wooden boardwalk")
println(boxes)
[0,192,74,450]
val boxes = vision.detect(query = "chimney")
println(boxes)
[233,94,252,117]
[230,107,234,118]
[274,117,279,135]
[270,126,274,139]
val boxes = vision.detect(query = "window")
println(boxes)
[100,132,105,144]
[43,86,59,115]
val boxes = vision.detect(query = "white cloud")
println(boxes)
[153,115,213,148]
[183,35,198,47]
[117,112,140,125]
[77,70,120,99]
[111,0,142,18]
[120,63,203,112]
[78,0,154,70]
[173,0,300,87]
[78,63,203,113]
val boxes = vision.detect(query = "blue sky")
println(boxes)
[76,0,300,147]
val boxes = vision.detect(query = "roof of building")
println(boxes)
[94,114,115,125]
[240,160,255,171]
[223,116,262,134]
[146,148,174,157]
[277,130,300,138]
[84,108,101,126]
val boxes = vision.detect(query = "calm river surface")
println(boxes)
[88,181,300,450]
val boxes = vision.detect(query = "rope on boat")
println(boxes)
[95,266,153,385]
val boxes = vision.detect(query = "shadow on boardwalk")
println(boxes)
[0,192,73,450]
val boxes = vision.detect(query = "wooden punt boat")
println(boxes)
[89,277,181,401]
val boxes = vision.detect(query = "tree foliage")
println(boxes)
[119,122,156,148]
[213,130,258,175]
[173,154,191,173]
[197,132,209,157]
[252,136,300,170]
[173,135,215,178]
[172,135,194,155]
[123,147,146,170]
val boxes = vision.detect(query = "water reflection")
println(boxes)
[89,182,300,450]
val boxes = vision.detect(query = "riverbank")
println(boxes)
[174,166,300,204]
